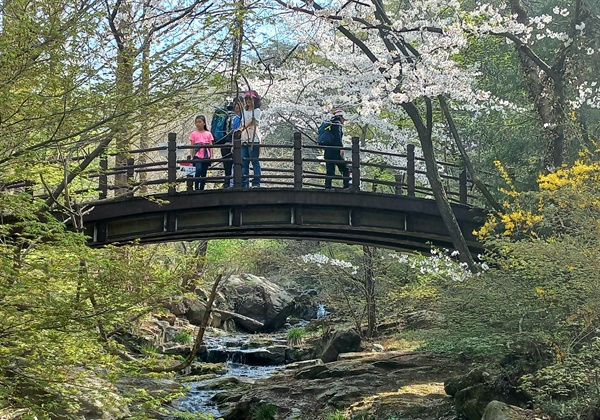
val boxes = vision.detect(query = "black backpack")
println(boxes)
[317,122,335,146]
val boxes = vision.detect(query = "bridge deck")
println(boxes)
[84,188,485,254]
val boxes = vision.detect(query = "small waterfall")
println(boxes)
[170,335,284,417]
[316,303,328,319]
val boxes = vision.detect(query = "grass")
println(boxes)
[379,330,427,351]
[287,327,306,346]
[173,331,193,344]
[140,343,159,355]
[252,403,277,420]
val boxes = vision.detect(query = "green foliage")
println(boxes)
[205,239,287,276]
[140,344,160,355]
[0,191,190,417]
[323,411,347,420]
[520,337,600,418]
[173,331,193,345]
[433,160,600,418]
[286,328,306,346]
[252,403,277,420]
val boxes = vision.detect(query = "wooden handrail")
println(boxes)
[4,131,478,206]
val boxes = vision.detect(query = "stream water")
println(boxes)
[170,305,327,417]
[170,335,286,417]
[171,362,282,417]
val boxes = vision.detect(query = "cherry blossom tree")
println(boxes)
[238,0,599,270]
[506,0,599,169]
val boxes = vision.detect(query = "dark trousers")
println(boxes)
[324,148,349,189]
[220,144,232,186]
[194,159,210,190]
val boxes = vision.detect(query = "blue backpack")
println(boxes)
[317,122,335,146]
[211,108,232,144]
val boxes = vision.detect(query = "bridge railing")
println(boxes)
[5,132,478,205]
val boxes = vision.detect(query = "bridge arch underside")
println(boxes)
[83,190,486,255]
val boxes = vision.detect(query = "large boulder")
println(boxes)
[446,369,529,420]
[445,369,489,396]
[226,274,296,332]
[289,288,319,320]
[165,297,211,326]
[183,298,209,325]
[482,401,537,420]
[455,383,491,420]
[314,329,362,363]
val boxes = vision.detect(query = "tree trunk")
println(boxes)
[108,0,136,195]
[212,308,264,329]
[138,10,151,195]
[402,100,478,272]
[363,245,376,339]
[507,0,582,170]
[147,272,229,373]
[114,47,135,194]
[438,96,502,212]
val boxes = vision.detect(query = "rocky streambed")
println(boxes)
[119,274,548,419]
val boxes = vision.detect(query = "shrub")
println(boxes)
[287,328,306,346]
[435,159,600,418]
[520,337,600,418]
[252,403,277,420]
[140,344,159,355]
[173,331,193,344]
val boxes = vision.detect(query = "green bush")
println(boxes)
[252,403,277,420]
[140,343,159,355]
[520,337,600,418]
[173,331,193,344]
[434,161,600,418]
[287,328,306,346]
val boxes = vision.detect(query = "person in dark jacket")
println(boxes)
[324,109,350,189]
[211,103,234,188]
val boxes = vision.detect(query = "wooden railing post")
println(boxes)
[351,136,360,192]
[293,132,302,190]
[459,169,468,204]
[126,157,135,194]
[99,156,108,199]
[186,155,194,192]
[167,133,177,196]
[233,137,242,188]
[394,174,403,195]
[407,144,415,197]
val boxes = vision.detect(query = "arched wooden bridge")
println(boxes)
[10,133,488,254]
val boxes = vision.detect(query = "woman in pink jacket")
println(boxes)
[189,115,214,190]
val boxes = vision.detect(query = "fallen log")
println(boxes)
[212,308,264,329]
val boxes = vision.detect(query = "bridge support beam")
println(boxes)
[166,212,176,232]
